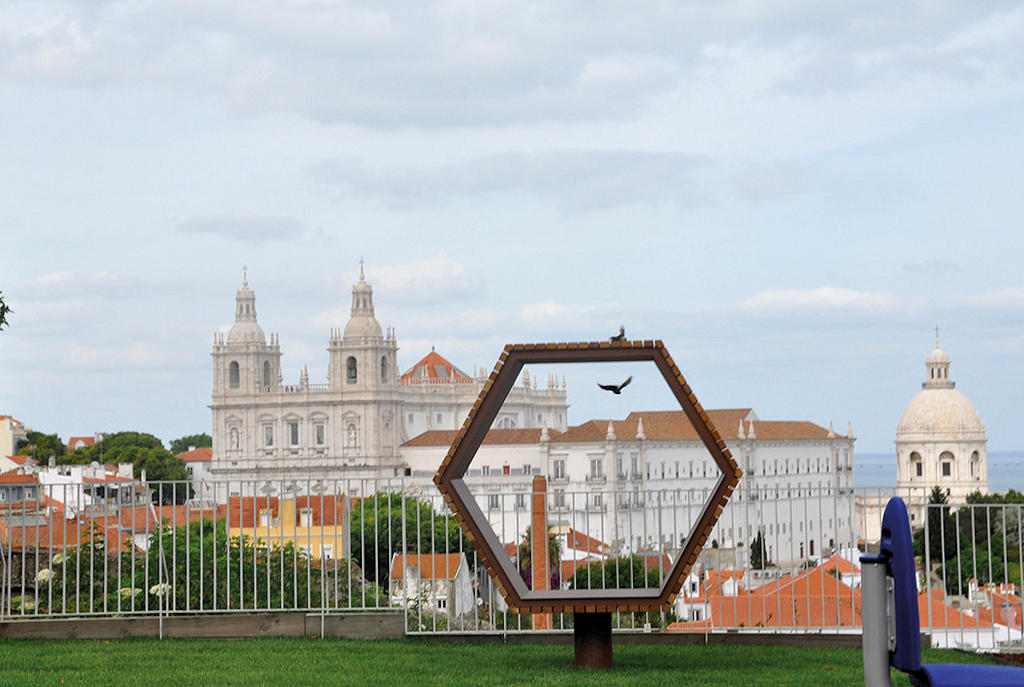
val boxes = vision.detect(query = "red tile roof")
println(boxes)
[0,469,38,485]
[402,427,554,447]
[67,436,96,450]
[6,455,31,465]
[390,553,464,580]
[177,447,212,462]
[400,351,473,384]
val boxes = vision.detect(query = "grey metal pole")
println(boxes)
[860,554,891,687]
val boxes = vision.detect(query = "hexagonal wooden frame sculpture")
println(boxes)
[433,340,744,614]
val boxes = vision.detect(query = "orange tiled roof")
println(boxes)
[402,427,556,447]
[390,553,464,580]
[177,447,212,462]
[67,436,96,450]
[0,469,38,485]
[7,455,32,465]
[400,351,472,384]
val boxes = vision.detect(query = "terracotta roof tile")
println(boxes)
[177,447,213,462]
[390,553,464,580]
[400,351,472,384]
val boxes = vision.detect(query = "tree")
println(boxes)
[169,433,212,455]
[568,555,662,590]
[516,526,562,588]
[59,432,189,504]
[913,486,957,565]
[348,492,471,591]
[0,291,10,331]
[16,431,66,462]
[750,531,769,570]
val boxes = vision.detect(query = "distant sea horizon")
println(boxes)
[854,450,1024,492]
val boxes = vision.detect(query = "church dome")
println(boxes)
[343,264,383,341]
[897,388,985,440]
[896,339,985,442]
[227,277,266,344]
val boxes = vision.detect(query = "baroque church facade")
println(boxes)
[209,269,569,491]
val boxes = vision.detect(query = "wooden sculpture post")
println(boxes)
[433,341,743,669]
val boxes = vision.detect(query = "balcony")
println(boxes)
[584,474,606,484]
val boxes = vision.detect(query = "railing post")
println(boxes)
[860,554,891,687]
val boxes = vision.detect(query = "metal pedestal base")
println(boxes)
[574,612,613,669]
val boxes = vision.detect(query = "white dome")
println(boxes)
[926,346,950,364]
[343,315,382,340]
[896,388,985,441]
[227,320,266,344]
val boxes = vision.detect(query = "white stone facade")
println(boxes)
[209,268,568,493]
[402,409,857,567]
[895,339,988,505]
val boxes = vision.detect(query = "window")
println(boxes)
[481,465,491,475]
[346,356,357,382]
[263,424,274,448]
[514,494,526,510]
[436,414,442,424]
[554,490,565,507]
[488,494,500,510]
[314,423,325,446]
[381,356,388,382]
[590,458,603,479]
[942,462,951,477]
[289,422,299,446]
[691,609,702,621]
[300,508,312,527]
[523,464,532,475]
[592,494,603,508]
[408,414,413,425]
[260,509,273,527]
[437,598,447,610]
[616,457,624,478]
[915,462,923,477]
[553,459,566,480]
[229,361,240,388]
[263,361,272,387]
[322,544,333,560]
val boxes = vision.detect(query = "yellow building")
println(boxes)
[227,495,349,560]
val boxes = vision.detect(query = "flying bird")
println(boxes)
[610,326,625,342]
[598,376,632,394]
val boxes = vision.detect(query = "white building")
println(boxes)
[402,408,857,567]
[0,415,30,460]
[896,337,988,504]
[389,552,476,620]
[209,268,568,494]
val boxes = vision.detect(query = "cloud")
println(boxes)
[16,270,133,300]
[9,3,1015,129]
[177,215,306,242]
[312,150,707,211]
[739,287,906,316]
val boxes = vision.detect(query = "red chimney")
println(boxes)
[531,475,551,630]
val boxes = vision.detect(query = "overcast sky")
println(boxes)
[2,1,1023,455]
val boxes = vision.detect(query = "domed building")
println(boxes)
[895,337,987,504]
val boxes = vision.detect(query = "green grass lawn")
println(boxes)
[0,638,1005,687]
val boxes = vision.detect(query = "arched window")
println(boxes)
[381,356,387,382]
[263,361,272,388]
[346,356,357,382]
[229,361,240,389]
[939,450,954,478]
[910,451,922,478]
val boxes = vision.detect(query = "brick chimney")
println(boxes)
[531,475,551,630]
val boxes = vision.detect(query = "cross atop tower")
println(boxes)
[243,265,248,288]
[359,258,365,280]
[935,324,940,347]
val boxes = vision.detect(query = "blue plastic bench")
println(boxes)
[860,497,1024,687]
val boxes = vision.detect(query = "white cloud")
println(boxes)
[740,287,903,315]
[178,215,306,242]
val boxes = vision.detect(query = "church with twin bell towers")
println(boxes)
[208,266,569,495]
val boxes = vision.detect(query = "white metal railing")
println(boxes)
[0,479,1019,648]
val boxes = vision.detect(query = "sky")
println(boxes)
[1,1,1023,454]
